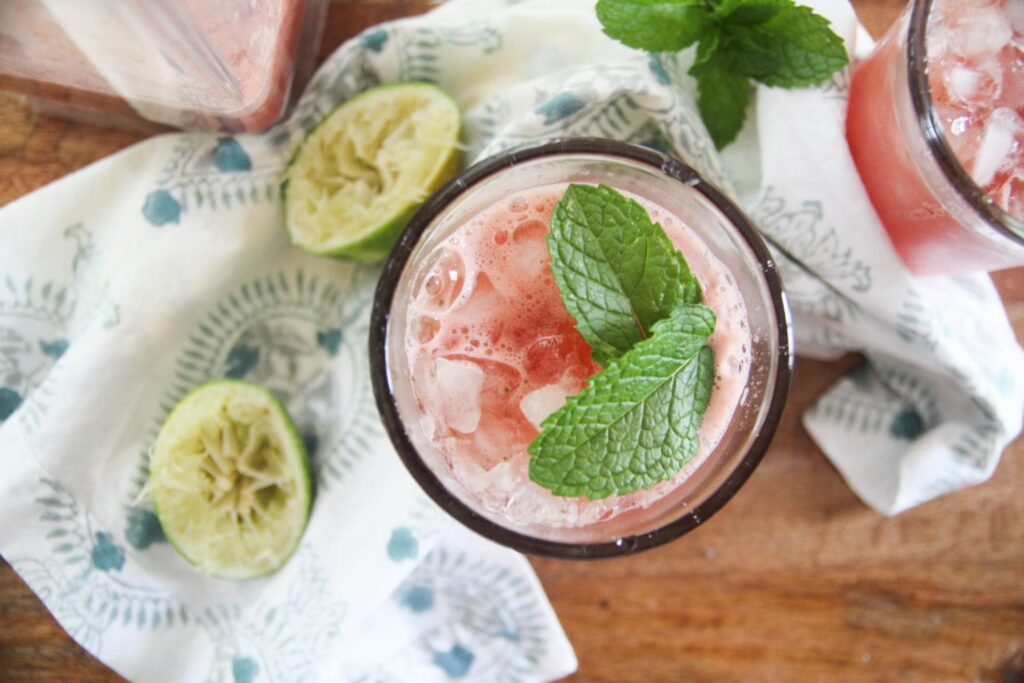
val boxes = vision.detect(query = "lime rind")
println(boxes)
[149,380,311,581]
[284,82,462,261]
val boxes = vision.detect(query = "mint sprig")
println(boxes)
[529,184,715,500]
[546,184,701,367]
[528,304,715,499]
[596,0,848,148]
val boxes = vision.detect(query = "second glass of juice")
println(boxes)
[847,0,1024,274]
[371,140,792,558]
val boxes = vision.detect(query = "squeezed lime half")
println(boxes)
[148,381,311,580]
[284,82,462,261]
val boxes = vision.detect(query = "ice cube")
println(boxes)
[971,107,1022,188]
[945,65,981,102]
[949,6,1013,59]
[1001,43,1024,110]
[462,413,527,470]
[519,384,568,429]
[928,19,952,61]
[436,357,484,433]
[509,218,551,282]
[993,168,1024,221]
[448,272,506,344]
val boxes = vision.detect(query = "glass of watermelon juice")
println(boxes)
[847,0,1024,275]
[370,140,792,558]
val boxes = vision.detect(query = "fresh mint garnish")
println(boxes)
[528,303,715,499]
[529,184,716,500]
[596,0,848,148]
[691,50,751,153]
[546,184,701,367]
[596,0,710,52]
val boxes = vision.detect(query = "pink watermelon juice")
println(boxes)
[401,184,751,530]
[847,0,1024,274]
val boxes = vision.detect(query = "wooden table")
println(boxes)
[1,1,1021,681]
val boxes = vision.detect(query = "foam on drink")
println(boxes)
[404,184,751,529]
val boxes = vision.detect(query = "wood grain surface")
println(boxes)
[2,1,1022,681]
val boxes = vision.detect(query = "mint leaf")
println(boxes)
[693,23,722,67]
[547,184,701,367]
[713,0,788,25]
[528,304,716,499]
[690,51,751,149]
[596,0,710,52]
[594,0,848,150]
[717,28,780,79]
[737,5,848,87]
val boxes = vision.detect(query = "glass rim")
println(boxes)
[368,138,794,559]
[906,0,1024,244]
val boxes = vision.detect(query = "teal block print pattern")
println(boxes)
[648,54,671,86]
[142,135,281,227]
[285,36,383,139]
[357,546,554,683]
[0,224,117,433]
[748,188,870,333]
[387,496,448,564]
[90,532,126,572]
[0,386,21,420]
[0,281,70,430]
[751,187,873,295]
[126,265,383,534]
[434,645,475,678]
[819,68,852,103]
[387,527,420,562]
[471,61,726,191]
[233,656,261,683]
[213,137,253,172]
[629,121,673,155]
[809,361,941,440]
[18,482,343,679]
[400,584,435,613]
[534,92,586,125]
[12,478,189,654]
[142,190,181,226]
[125,508,165,550]
[896,288,939,351]
[39,338,69,359]
[809,384,899,436]
[889,408,924,440]
[396,24,503,84]
[361,29,389,53]
[201,547,346,683]
[874,363,942,431]
[950,419,1001,470]
[466,97,512,156]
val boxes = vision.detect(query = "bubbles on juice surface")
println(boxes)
[415,246,466,311]
[928,0,1024,220]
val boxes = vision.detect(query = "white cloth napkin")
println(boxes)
[1,1,1023,681]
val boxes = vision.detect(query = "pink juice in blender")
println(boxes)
[401,184,752,532]
[0,0,326,133]
[847,0,1024,274]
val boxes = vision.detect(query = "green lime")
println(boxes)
[148,380,312,580]
[283,82,462,261]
